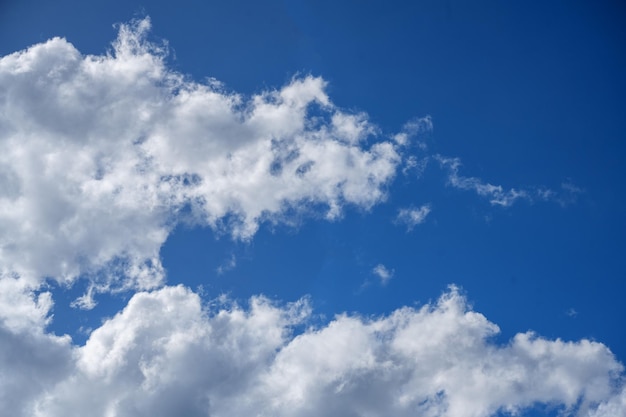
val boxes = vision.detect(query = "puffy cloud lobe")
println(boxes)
[0,18,400,289]
[0,285,617,417]
[0,328,72,417]
[0,279,72,415]
[587,389,626,417]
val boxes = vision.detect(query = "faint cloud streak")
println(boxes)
[396,204,431,231]
[372,264,394,285]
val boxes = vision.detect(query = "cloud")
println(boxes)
[396,204,432,231]
[587,388,626,417]
[0,278,73,415]
[402,155,429,177]
[393,115,433,147]
[435,156,529,207]
[372,264,394,285]
[216,254,237,275]
[0,17,619,417]
[0,16,581,300]
[0,17,401,291]
[536,182,585,207]
[435,156,583,208]
[0,285,620,417]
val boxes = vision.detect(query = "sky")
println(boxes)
[0,1,625,416]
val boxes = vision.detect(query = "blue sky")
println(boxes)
[0,1,625,416]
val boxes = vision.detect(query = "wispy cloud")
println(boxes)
[216,254,237,275]
[435,155,583,207]
[393,115,433,147]
[536,181,585,206]
[396,204,432,231]
[372,263,394,285]
[402,155,429,177]
[435,156,529,207]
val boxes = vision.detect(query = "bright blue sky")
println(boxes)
[1,1,625,416]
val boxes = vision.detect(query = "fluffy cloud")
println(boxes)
[0,17,400,291]
[1,17,623,417]
[0,278,73,415]
[0,285,620,417]
[0,16,576,297]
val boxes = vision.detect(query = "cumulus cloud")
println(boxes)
[372,263,394,285]
[0,17,621,417]
[587,389,626,417]
[0,17,400,291]
[396,204,432,231]
[0,16,580,297]
[0,285,620,417]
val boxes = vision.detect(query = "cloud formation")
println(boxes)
[0,17,623,417]
[0,18,400,291]
[0,285,621,417]
[0,17,574,297]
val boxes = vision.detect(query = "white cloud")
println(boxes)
[587,388,626,417]
[435,156,584,208]
[435,156,529,207]
[0,17,620,417]
[372,263,394,285]
[0,18,400,292]
[0,285,620,417]
[393,115,433,147]
[396,204,432,231]
[0,278,73,415]
[537,182,585,207]
[402,155,429,177]
[0,16,581,301]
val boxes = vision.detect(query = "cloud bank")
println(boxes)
[3,285,623,417]
[0,18,623,417]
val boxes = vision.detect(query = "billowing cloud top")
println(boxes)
[0,18,624,417]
